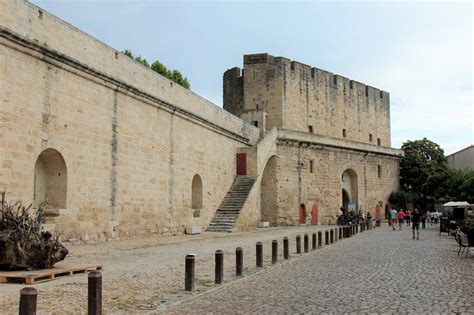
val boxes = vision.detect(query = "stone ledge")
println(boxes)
[277,129,403,158]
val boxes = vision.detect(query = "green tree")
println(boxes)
[123,50,191,89]
[123,49,149,67]
[400,138,448,197]
[150,60,170,78]
[399,138,474,208]
[389,191,418,209]
[170,70,190,89]
[446,168,474,203]
[460,171,474,203]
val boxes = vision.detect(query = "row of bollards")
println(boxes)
[17,224,366,313]
[184,226,366,291]
[19,271,103,315]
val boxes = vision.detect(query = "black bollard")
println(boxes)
[318,231,322,247]
[185,254,195,291]
[236,247,243,276]
[339,227,342,239]
[256,242,263,267]
[330,229,334,244]
[356,224,359,234]
[88,270,102,315]
[19,287,37,315]
[296,235,301,254]
[283,237,289,259]
[312,232,317,250]
[325,230,329,245]
[304,234,309,253]
[272,240,278,264]
[215,250,224,284]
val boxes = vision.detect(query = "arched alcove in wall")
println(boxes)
[191,174,203,217]
[33,148,67,209]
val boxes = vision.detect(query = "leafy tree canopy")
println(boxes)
[400,138,448,197]
[123,50,190,89]
[444,168,474,203]
[396,138,474,206]
[123,49,149,68]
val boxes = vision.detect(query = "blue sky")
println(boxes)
[31,0,473,155]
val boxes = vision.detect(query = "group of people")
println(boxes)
[426,211,441,225]
[388,208,422,240]
[337,208,375,230]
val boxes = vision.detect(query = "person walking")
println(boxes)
[412,209,421,240]
[397,209,406,230]
[390,207,398,231]
[427,211,432,225]
[405,209,412,226]
[367,211,373,230]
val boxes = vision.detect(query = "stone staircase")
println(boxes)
[206,176,256,232]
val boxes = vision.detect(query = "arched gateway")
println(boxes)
[341,169,358,211]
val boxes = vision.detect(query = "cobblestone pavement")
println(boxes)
[162,224,474,314]
[0,225,332,314]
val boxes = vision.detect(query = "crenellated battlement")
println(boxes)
[224,67,242,79]
[242,53,389,103]
[225,53,392,147]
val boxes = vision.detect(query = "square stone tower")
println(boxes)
[224,53,401,225]
[224,53,391,147]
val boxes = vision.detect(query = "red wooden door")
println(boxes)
[299,204,306,224]
[236,153,247,175]
[311,204,319,225]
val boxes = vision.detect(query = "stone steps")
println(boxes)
[206,176,256,233]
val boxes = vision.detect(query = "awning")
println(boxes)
[442,201,471,207]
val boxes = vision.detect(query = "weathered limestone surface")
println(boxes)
[274,135,400,225]
[224,53,391,146]
[0,0,259,241]
[1,1,402,241]
[225,55,402,226]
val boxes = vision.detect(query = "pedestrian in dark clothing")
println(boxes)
[412,209,421,240]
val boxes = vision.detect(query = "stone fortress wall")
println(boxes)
[0,1,402,241]
[224,53,391,147]
[0,0,258,241]
[224,54,402,225]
